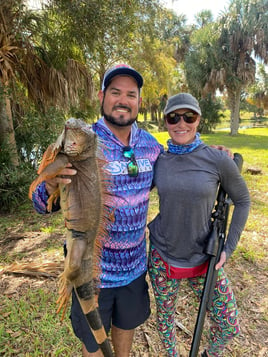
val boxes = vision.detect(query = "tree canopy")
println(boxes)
[0,0,267,211]
[185,0,268,134]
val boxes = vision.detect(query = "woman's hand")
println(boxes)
[215,251,226,270]
[45,163,77,195]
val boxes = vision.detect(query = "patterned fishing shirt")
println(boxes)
[32,118,163,288]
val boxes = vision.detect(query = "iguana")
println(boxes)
[29,118,113,356]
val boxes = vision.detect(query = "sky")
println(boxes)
[162,0,231,24]
[26,0,42,9]
[28,0,231,21]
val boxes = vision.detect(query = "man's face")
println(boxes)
[98,75,141,127]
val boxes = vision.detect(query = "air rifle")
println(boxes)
[189,153,243,357]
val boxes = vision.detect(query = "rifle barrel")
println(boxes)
[189,153,243,357]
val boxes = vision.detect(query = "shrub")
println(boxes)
[0,142,35,213]
[198,94,225,133]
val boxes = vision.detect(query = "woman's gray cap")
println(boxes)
[164,93,202,116]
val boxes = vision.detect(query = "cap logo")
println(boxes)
[113,64,131,69]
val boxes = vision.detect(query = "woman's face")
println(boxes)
[165,108,200,145]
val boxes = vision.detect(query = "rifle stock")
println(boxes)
[189,153,243,357]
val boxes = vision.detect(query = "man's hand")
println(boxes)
[210,145,233,158]
[45,163,77,195]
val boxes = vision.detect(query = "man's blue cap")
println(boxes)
[101,64,143,91]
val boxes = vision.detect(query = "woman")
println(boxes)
[148,93,250,357]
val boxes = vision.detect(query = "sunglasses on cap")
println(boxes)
[122,146,139,177]
[165,111,199,125]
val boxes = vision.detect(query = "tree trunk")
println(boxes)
[0,83,19,166]
[157,109,164,130]
[227,86,242,136]
[143,110,147,122]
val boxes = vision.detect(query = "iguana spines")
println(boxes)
[29,118,113,356]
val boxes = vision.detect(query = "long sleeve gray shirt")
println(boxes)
[148,144,250,269]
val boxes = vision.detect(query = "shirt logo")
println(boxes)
[106,159,152,176]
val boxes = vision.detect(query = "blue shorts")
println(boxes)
[70,272,151,353]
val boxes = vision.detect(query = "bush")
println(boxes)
[14,107,66,169]
[0,143,35,213]
[198,94,225,133]
[0,164,35,214]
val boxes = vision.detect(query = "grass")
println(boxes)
[0,127,268,356]
[0,289,78,356]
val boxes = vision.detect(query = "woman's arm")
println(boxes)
[218,156,250,260]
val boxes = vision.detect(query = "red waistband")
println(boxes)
[163,259,208,279]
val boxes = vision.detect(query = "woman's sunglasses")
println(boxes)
[122,146,139,177]
[165,111,199,125]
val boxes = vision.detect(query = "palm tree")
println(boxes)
[208,0,268,135]
[194,10,214,29]
[185,0,267,135]
[0,1,93,166]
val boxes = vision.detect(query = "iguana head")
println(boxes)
[54,118,96,157]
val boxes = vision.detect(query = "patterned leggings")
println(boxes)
[148,246,240,357]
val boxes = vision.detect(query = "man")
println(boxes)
[32,64,163,356]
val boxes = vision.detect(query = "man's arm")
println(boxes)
[210,145,233,158]
[45,163,77,195]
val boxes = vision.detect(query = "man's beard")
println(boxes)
[101,105,137,127]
